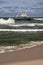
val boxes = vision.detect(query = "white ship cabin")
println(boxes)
[16,12,29,17]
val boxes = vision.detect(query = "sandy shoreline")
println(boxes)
[0,44,43,65]
[6,60,43,65]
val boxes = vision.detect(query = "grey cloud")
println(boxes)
[37,0,43,5]
[0,0,8,5]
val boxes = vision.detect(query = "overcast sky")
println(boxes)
[0,0,43,17]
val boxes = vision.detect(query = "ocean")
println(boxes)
[0,18,43,46]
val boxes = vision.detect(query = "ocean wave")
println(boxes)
[0,18,43,30]
[34,18,43,20]
[0,18,15,25]
[0,41,43,54]
[9,23,43,27]
[9,23,35,27]
[0,29,43,32]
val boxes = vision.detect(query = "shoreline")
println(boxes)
[0,44,43,65]
[4,60,43,65]
[0,41,43,54]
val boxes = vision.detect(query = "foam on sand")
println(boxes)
[0,41,43,54]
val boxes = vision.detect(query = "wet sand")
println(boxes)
[0,44,43,65]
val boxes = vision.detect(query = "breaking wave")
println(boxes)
[9,23,35,27]
[0,18,43,31]
[0,41,43,54]
[0,18,15,25]
[34,18,43,20]
[9,23,43,27]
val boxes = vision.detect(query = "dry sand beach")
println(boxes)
[0,44,43,65]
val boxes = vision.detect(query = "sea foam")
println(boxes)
[0,41,43,54]
[0,18,15,25]
[34,18,43,20]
